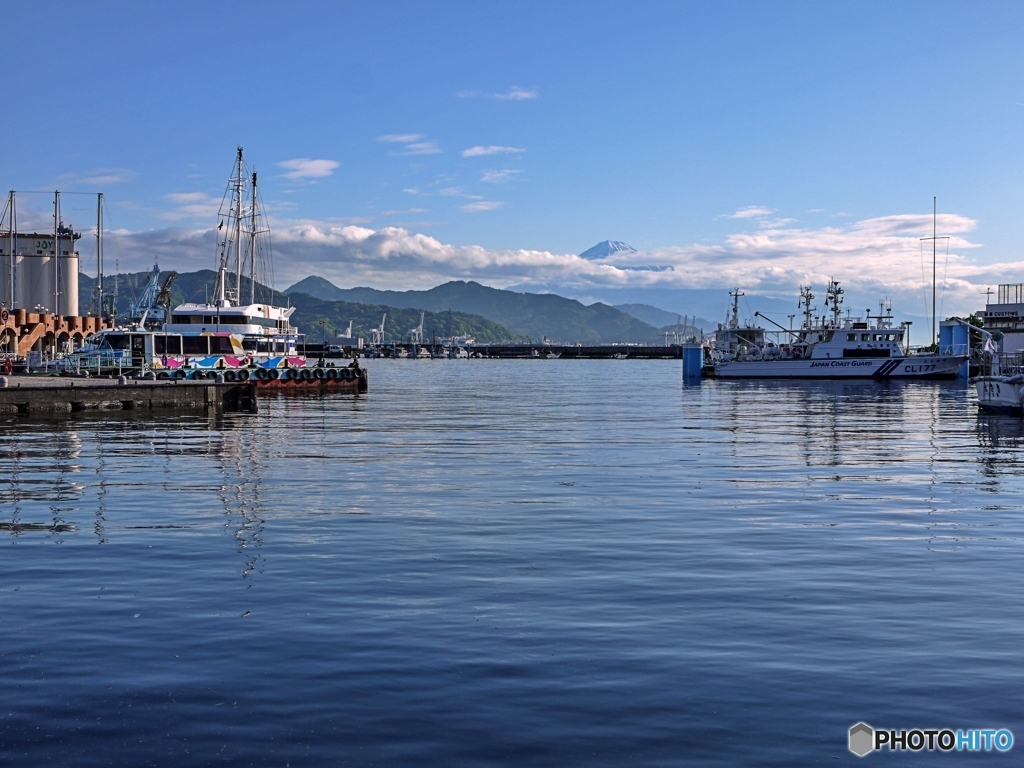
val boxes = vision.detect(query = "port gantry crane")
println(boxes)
[409,312,425,345]
[371,314,386,345]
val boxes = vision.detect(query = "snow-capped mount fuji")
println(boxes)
[578,240,637,260]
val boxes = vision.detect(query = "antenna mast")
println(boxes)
[933,197,936,345]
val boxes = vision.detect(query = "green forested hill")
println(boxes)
[283,278,663,343]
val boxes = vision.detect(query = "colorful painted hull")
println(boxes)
[151,355,306,370]
[712,354,967,379]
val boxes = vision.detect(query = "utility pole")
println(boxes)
[53,190,60,315]
[96,193,103,318]
[6,191,15,309]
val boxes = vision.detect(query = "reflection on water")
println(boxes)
[2,362,1023,767]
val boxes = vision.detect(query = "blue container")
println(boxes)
[682,343,703,384]
[939,321,970,379]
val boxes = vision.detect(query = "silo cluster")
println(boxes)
[0,228,80,316]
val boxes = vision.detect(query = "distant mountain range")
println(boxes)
[613,303,715,331]
[77,268,718,344]
[283,277,664,343]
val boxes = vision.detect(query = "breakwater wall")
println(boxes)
[307,343,685,359]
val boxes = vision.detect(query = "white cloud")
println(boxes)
[460,201,504,213]
[91,209,1009,316]
[377,133,423,143]
[160,192,221,221]
[458,86,538,100]
[481,169,522,184]
[376,133,441,155]
[495,86,538,100]
[439,187,482,199]
[462,145,526,157]
[729,206,774,219]
[58,168,136,187]
[277,158,340,180]
[399,142,441,155]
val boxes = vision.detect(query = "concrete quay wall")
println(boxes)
[0,376,257,416]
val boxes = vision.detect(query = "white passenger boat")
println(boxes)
[67,148,306,374]
[711,282,968,379]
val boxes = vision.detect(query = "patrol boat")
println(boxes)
[710,281,968,379]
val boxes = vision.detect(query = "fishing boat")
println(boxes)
[709,281,968,379]
[971,320,1024,411]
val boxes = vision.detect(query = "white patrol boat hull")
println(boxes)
[713,354,966,379]
[975,376,1024,412]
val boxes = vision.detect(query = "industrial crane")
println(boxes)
[409,312,425,344]
[371,314,386,345]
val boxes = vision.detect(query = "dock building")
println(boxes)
[978,284,1024,355]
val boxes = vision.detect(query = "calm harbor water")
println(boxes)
[2,360,1023,766]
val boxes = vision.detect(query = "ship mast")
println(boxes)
[249,171,258,305]
[799,286,815,329]
[728,288,743,328]
[233,146,244,306]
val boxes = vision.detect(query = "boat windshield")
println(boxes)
[84,333,130,351]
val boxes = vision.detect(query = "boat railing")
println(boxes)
[996,353,1024,377]
[938,342,970,357]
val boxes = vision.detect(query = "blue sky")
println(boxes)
[4,1,1024,321]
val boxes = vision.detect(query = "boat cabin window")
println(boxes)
[182,336,210,355]
[212,336,234,354]
[847,333,857,341]
[104,334,130,350]
[242,339,258,351]
[861,334,870,341]
[154,336,182,355]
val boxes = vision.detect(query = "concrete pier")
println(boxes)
[0,376,257,416]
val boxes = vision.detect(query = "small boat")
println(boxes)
[414,346,431,359]
[972,320,1024,411]
[612,352,628,360]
